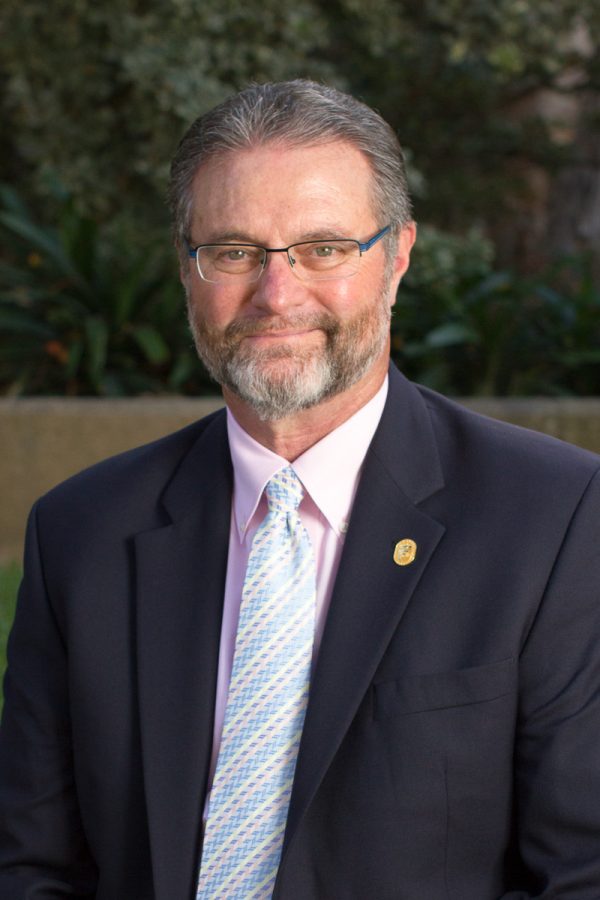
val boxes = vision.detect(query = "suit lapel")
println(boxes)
[135,412,232,900]
[282,368,446,856]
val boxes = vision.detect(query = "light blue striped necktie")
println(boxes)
[197,465,316,899]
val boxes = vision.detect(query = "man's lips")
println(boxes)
[241,328,321,342]
[224,314,335,343]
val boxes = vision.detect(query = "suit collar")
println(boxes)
[371,363,445,505]
[156,364,442,520]
[159,409,230,524]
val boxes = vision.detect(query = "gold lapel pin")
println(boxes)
[393,539,417,567]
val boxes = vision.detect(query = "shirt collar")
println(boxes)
[227,375,388,540]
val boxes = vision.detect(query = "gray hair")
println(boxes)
[168,79,412,262]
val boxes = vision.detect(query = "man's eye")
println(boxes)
[312,244,338,257]
[292,241,353,271]
[219,248,250,262]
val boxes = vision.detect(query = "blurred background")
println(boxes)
[1,0,599,399]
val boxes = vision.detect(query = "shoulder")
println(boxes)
[381,365,599,516]
[418,383,599,480]
[34,407,228,527]
[381,366,600,509]
[407,385,600,535]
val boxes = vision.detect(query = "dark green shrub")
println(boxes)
[0,183,209,396]
[395,227,600,396]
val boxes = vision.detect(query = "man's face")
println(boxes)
[183,140,414,420]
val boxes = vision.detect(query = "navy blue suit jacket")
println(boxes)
[2,365,600,898]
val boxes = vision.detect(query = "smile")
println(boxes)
[241,328,321,343]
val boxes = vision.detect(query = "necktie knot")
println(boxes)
[265,466,303,515]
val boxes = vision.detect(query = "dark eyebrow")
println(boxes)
[295,229,350,242]
[197,231,260,245]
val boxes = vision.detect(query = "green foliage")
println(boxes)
[0,183,208,396]
[396,229,600,395]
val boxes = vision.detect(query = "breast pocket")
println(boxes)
[373,657,517,720]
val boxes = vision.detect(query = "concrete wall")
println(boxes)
[2,395,600,563]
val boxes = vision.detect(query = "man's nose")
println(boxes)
[248,251,307,314]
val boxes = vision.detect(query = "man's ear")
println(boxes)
[394,222,417,280]
[388,222,417,308]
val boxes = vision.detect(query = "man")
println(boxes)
[1,80,600,899]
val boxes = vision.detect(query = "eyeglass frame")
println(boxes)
[186,224,391,284]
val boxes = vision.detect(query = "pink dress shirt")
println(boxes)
[205,376,388,809]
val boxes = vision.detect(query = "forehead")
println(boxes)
[189,140,377,239]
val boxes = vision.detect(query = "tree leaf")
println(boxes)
[130,324,170,365]
[84,316,109,388]
[425,322,480,348]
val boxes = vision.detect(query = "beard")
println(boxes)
[187,284,392,421]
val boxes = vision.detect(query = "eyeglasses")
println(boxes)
[187,225,391,284]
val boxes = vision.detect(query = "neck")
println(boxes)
[223,358,388,461]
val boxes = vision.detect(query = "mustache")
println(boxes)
[222,313,338,341]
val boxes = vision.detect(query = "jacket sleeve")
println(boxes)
[505,467,600,898]
[0,502,97,898]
